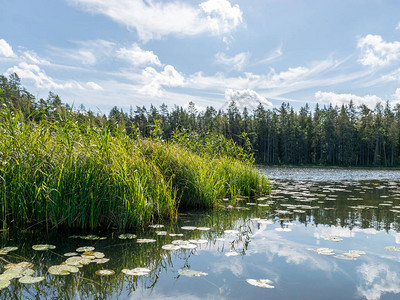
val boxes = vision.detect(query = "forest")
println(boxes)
[2,73,400,167]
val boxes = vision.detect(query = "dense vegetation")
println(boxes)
[0,74,269,230]
[2,74,400,166]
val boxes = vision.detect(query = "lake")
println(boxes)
[1,167,400,299]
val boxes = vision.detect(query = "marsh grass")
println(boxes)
[0,104,270,230]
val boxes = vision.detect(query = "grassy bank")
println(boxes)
[0,106,270,230]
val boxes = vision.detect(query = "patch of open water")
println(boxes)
[1,167,400,299]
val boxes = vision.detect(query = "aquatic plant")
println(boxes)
[0,105,270,230]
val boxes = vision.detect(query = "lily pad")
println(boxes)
[178,269,208,277]
[224,230,239,235]
[246,278,274,289]
[156,231,167,236]
[137,239,156,243]
[118,233,137,239]
[93,258,110,264]
[169,233,184,237]
[32,244,56,251]
[148,224,164,229]
[122,267,151,276]
[197,227,211,231]
[95,269,114,276]
[48,265,79,275]
[0,279,10,290]
[64,252,78,257]
[0,247,18,255]
[181,226,197,230]
[19,276,45,284]
[161,244,181,251]
[188,239,207,244]
[76,246,95,252]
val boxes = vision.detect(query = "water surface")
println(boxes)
[1,167,400,299]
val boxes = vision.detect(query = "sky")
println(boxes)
[1,0,400,113]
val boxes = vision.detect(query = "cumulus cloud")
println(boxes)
[315,91,383,107]
[140,65,184,97]
[225,88,273,108]
[215,52,249,71]
[117,43,161,67]
[67,0,243,41]
[6,62,83,90]
[0,39,15,57]
[358,34,400,67]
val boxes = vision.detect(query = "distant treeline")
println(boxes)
[2,73,400,167]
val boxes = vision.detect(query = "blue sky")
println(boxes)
[1,0,400,113]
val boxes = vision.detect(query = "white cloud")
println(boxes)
[392,88,400,105]
[117,43,161,67]
[215,52,249,71]
[357,262,400,300]
[199,0,243,35]
[396,22,400,31]
[67,0,243,41]
[253,46,283,65]
[21,50,50,65]
[358,34,400,67]
[0,39,15,57]
[225,88,272,108]
[315,91,383,107]
[51,39,115,65]
[140,65,184,97]
[86,81,103,90]
[6,62,83,90]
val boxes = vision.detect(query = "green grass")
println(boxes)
[0,106,270,230]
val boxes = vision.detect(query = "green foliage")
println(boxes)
[0,103,269,230]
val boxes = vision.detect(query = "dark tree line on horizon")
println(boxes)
[2,73,400,167]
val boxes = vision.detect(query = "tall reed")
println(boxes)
[0,104,269,230]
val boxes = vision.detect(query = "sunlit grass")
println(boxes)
[0,105,270,230]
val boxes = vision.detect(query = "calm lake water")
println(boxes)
[2,167,400,299]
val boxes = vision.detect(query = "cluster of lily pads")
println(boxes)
[0,246,45,289]
[306,247,367,261]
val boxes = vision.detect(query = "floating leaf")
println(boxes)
[118,233,137,239]
[197,227,211,231]
[122,268,151,276]
[64,252,78,257]
[0,247,18,255]
[384,246,400,252]
[275,228,292,232]
[137,239,156,243]
[246,279,274,289]
[32,244,56,251]
[0,279,10,290]
[48,265,79,275]
[169,233,184,237]
[19,276,45,284]
[93,258,110,264]
[188,239,207,244]
[95,269,114,276]
[76,246,95,252]
[156,231,167,236]
[181,226,197,230]
[322,235,343,242]
[178,269,208,277]
[148,224,164,229]
[161,244,180,251]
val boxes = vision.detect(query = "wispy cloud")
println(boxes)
[50,39,115,65]
[215,51,250,71]
[67,0,243,42]
[358,34,400,67]
[252,46,283,66]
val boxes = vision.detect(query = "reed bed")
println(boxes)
[0,106,270,230]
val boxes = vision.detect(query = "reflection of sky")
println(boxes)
[357,260,400,300]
